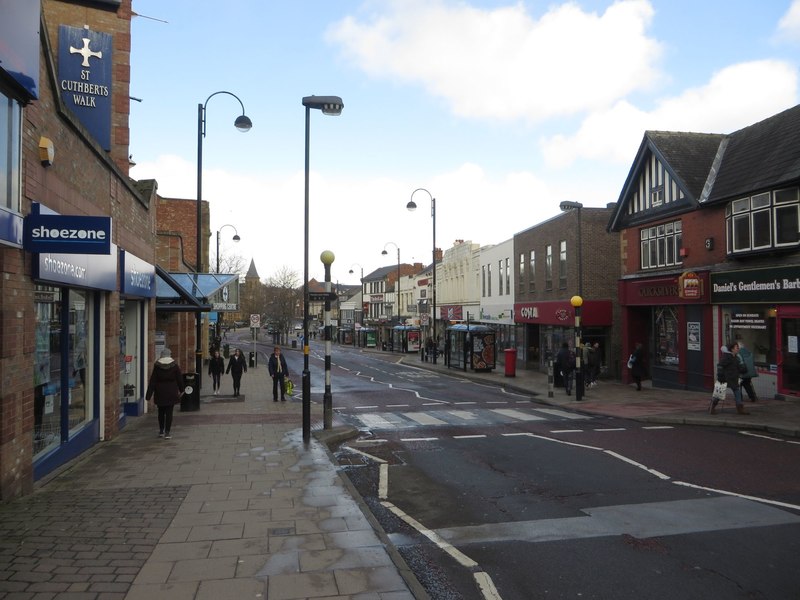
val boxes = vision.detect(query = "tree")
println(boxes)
[264,266,301,341]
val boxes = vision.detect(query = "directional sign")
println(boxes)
[309,292,336,302]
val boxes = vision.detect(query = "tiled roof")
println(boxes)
[647,131,724,201]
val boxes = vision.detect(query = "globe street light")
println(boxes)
[302,95,344,445]
[196,91,252,391]
[382,242,401,326]
[408,188,438,363]
[215,224,240,340]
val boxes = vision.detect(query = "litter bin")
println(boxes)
[291,340,297,349]
[249,351,256,368]
[504,348,517,377]
[181,372,200,411]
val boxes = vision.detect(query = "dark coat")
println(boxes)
[145,358,184,407]
[630,346,646,378]
[208,355,225,376]
[226,353,247,377]
[268,353,288,378]
[555,347,575,374]
[718,351,746,389]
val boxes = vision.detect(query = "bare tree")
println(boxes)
[215,251,247,275]
[264,266,301,342]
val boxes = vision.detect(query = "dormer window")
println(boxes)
[726,187,799,254]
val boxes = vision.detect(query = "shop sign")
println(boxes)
[710,266,800,303]
[120,250,155,297]
[24,213,112,254]
[678,271,703,299]
[34,244,117,290]
[370,294,384,302]
[58,25,113,150]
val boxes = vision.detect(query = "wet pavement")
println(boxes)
[1,346,797,599]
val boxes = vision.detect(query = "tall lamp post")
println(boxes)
[196,91,252,390]
[349,264,364,347]
[215,224,240,340]
[321,250,335,429]
[408,188,437,363]
[302,95,344,445]
[561,201,584,399]
[381,242,401,326]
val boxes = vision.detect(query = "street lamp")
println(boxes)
[196,91,252,391]
[408,188,438,363]
[302,95,344,445]
[382,242,401,325]
[559,201,583,297]
[215,224,241,273]
[570,295,584,402]
[321,250,335,429]
[349,264,364,347]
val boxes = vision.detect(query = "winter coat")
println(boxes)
[555,347,575,374]
[630,346,646,378]
[268,353,288,378]
[145,358,184,407]
[208,355,225,376]
[738,346,758,379]
[717,349,746,389]
[226,353,247,377]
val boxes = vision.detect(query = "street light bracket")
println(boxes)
[201,91,253,137]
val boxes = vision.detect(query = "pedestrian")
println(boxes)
[711,342,749,415]
[268,345,289,402]
[737,340,759,402]
[208,348,225,395]
[589,342,601,386]
[226,348,247,397]
[629,342,645,391]
[555,342,576,396]
[145,348,184,439]
[581,343,593,387]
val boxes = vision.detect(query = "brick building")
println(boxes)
[0,0,158,499]
[514,205,621,376]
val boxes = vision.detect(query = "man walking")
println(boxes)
[268,346,289,402]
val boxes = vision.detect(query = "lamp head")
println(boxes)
[381,250,388,256]
[320,250,335,266]
[302,95,344,116]
[348,269,354,275]
[406,200,417,211]
[234,115,252,132]
[232,234,241,242]
[560,200,583,211]
[570,295,584,308]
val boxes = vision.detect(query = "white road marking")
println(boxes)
[739,430,800,445]
[403,412,447,426]
[447,410,479,421]
[400,437,439,442]
[355,405,379,410]
[359,414,397,429]
[549,429,584,434]
[491,408,546,421]
[386,404,410,408]
[604,450,670,480]
[642,425,674,430]
[594,428,627,432]
[454,401,477,405]
[534,408,589,420]
[453,434,488,439]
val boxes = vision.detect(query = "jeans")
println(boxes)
[562,370,574,395]
[157,405,174,434]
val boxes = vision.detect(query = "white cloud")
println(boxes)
[777,0,800,42]
[327,0,662,122]
[541,60,799,167]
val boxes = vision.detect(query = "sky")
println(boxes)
[128,0,800,285]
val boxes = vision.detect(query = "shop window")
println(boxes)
[723,307,776,366]
[654,306,679,367]
[1,92,22,212]
[640,221,682,269]
[726,188,800,254]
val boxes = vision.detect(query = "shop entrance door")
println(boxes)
[779,317,800,397]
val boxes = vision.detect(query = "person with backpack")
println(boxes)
[555,342,576,396]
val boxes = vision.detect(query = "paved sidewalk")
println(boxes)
[0,360,424,600]
[399,353,800,438]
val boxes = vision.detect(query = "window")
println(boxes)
[726,188,799,253]
[481,265,486,297]
[498,260,503,296]
[640,220,682,269]
[529,251,535,292]
[651,185,664,207]
[559,240,567,289]
[654,306,679,367]
[487,263,492,297]
[519,253,525,294]
[1,92,22,212]
[545,245,553,290]
[505,258,510,295]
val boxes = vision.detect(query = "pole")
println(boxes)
[432,197,437,364]
[323,258,333,429]
[575,304,583,402]
[396,248,401,325]
[302,105,311,444]
[195,102,204,390]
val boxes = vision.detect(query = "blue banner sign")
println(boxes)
[24,213,112,255]
[58,25,112,150]
[120,250,156,297]
[34,244,118,291]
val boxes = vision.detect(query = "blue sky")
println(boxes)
[128,0,800,284]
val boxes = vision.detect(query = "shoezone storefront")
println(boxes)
[618,271,711,391]
[711,265,800,400]
[25,206,153,479]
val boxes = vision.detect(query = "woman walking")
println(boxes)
[145,348,184,439]
[226,348,247,397]
[208,348,225,395]
[711,342,748,415]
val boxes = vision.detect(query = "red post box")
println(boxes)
[504,348,517,377]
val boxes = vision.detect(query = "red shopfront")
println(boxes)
[514,299,613,374]
[618,271,711,391]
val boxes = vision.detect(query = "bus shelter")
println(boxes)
[446,324,497,372]
[392,325,421,353]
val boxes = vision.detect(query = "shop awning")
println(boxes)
[155,266,239,313]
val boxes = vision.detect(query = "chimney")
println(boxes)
[434,248,443,262]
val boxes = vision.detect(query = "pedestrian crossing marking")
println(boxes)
[359,414,397,429]
[403,412,448,426]
[490,408,546,421]
[447,410,479,421]
[534,408,590,420]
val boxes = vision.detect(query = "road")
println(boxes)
[230,335,800,598]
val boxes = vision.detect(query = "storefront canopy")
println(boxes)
[155,266,239,313]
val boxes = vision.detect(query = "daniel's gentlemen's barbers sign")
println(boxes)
[23,214,112,255]
[710,266,800,304]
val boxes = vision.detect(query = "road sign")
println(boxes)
[250,314,260,328]
[309,292,336,302]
